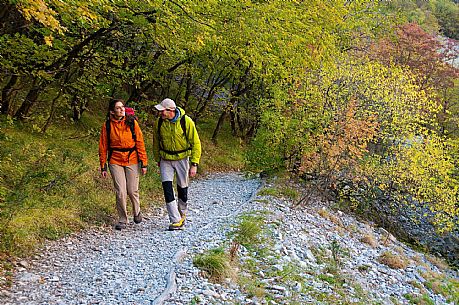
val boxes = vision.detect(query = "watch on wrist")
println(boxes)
[191,162,198,167]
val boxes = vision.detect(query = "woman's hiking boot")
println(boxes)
[114,222,127,230]
[134,212,143,224]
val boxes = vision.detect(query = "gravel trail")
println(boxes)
[3,173,261,305]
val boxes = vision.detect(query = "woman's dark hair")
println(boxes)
[107,98,125,119]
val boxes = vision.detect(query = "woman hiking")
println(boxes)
[99,98,148,230]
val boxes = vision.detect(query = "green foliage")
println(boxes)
[1,0,458,271]
[432,0,459,39]
[245,110,287,173]
[250,51,458,231]
[382,0,459,39]
[373,137,459,232]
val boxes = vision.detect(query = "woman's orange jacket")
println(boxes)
[99,117,148,169]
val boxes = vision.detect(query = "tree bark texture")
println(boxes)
[1,75,18,115]
[14,84,41,121]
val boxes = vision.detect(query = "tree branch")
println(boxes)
[168,0,216,30]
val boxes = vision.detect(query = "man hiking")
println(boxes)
[152,98,201,230]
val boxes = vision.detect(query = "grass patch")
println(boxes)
[404,293,435,305]
[193,247,234,282]
[256,175,300,201]
[425,254,449,271]
[257,186,299,200]
[257,187,279,197]
[230,213,266,247]
[378,251,408,269]
[228,212,267,261]
[424,277,459,303]
[0,253,14,289]
[2,207,82,253]
[238,275,266,299]
[360,233,378,248]
[196,117,246,173]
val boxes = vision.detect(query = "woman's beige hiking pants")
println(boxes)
[109,163,140,224]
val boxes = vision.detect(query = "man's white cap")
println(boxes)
[154,98,176,111]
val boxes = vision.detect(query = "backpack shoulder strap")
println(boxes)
[181,115,192,148]
[180,115,187,139]
[105,119,111,146]
[158,117,163,131]
[158,117,164,149]
[128,118,137,141]
[105,119,113,163]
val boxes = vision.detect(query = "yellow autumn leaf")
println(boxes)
[196,35,204,46]
[44,35,53,47]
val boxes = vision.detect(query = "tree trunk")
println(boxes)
[245,122,256,140]
[71,97,80,121]
[182,73,193,110]
[1,75,18,115]
[229,105,237,136]
[71,95,88,122]
[193,91,215,124]
[14,84,41,120]
[42,90,62,133]
[211,109,227,144]
[195,70,231,120]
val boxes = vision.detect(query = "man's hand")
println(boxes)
[141,167,148,175]
[190,165,197,177]
[101,170,108,178]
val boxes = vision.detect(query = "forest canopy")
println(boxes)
[1,0,458,233]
